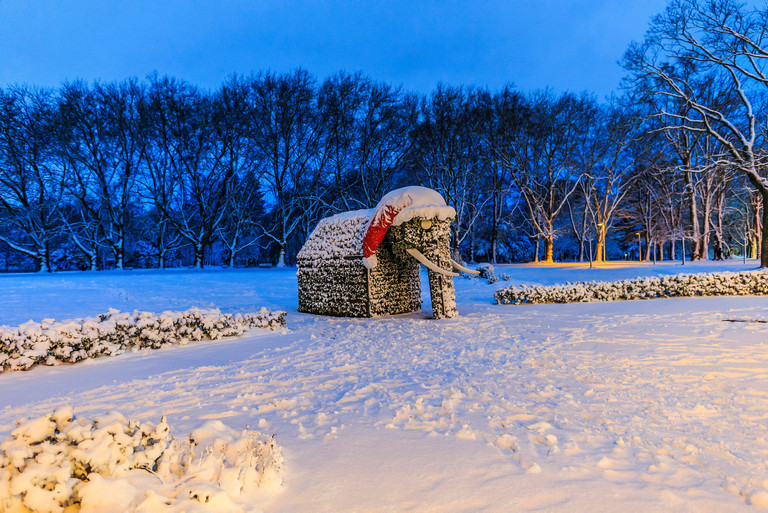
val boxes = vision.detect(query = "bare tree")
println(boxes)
[137,76,188,269]
[57,81,144,269]
[315,72,367,212]
[624,0,768,266]
[355,82,418,207]
[0,87,64,272]
[497,90,585,262]
[582,99,645,262]
[139,76,240,268]
[245,70,323,267]
[216,171,265,267]
[410,85,486,261]
[479,87,528,263]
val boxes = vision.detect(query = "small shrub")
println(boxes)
[476,263,497,284]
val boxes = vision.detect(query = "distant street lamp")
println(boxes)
[636,232,642,261]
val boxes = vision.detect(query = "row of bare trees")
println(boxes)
[624,0,768,266]
[0,71,425,271]
[2,0,768,272]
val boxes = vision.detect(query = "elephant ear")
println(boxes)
[362,202,405,269]
[361,186,455,269]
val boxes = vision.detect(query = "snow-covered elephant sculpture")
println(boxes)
[296,186,478,319]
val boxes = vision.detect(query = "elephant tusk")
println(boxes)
[449,258,480,275]
[406,248,459,277]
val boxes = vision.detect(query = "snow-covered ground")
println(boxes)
[2,260,768,512]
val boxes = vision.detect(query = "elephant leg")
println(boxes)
[426,254,458,319]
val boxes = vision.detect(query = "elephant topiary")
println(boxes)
[296,186,477,319]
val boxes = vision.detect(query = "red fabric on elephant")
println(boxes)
[362,204,403,269]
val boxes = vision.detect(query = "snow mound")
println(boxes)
[0,409,283,513]
[0,307,287,373]
[495,269,768,304]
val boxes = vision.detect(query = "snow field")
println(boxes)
[0,307,286,372]
[0,261,767,511]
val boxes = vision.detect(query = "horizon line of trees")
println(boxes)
[1,0,767,272]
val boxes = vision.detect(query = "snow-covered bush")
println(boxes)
[495,270,768,305]
[0,408,283,512]
[476,263,497,284]
[0,307,286,373]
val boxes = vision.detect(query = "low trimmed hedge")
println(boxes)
[494,270,768,305]
[0,307,286,372]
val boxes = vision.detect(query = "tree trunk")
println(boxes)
[87,250,98,271]
[756,201,763,262]
[490,192,500,264]
[684,171,702,260]
[595,229,606,263]
[37,251,50,273]
[543,237,554,263]
[699,194,712,261]
[761,190,768,268]
[114,243,124,270]
[193,242,204,269]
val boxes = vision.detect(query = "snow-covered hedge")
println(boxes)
[495,270,768,305]
[0,408,283,512]
[0,307,286,373]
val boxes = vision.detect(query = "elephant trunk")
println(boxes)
[416,247,458,319]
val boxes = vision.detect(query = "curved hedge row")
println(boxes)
[0,307,286,372]
[494,270,768,305]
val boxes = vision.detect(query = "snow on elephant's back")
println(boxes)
[296,209,373,262]
[296,186,464,319]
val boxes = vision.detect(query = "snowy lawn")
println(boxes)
[2,260,768,511]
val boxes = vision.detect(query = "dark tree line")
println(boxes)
[2,0,767,272]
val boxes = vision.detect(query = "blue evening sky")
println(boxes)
[0,0,668,98]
